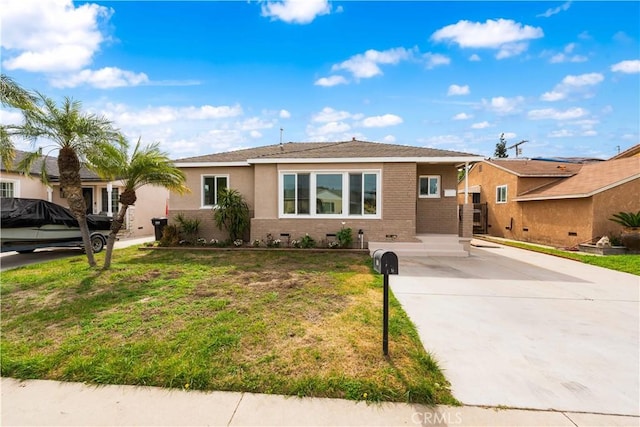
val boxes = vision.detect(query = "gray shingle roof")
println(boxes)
[1,150,102,181]
[175,140,481,163]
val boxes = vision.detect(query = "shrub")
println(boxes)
[336,227,353,248]
[299,233,316,249]
[213,189,250,241]
[159,224,180,247]
[610,211,640,228]
[174,213,200,244]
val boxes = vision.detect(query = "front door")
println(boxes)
[82,188,93,214]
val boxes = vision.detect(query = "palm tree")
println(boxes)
[0,74,37,169]
[12,94,120,267]
[89,137,188,269]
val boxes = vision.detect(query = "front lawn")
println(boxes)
[0,248,456,405]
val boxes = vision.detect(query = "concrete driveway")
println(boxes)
[390,244,640,416]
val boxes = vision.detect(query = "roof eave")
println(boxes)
[174,161,251,167]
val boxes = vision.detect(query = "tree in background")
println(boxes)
[90,137,188,269]
[494,133,509,158]
[12,94,120,267]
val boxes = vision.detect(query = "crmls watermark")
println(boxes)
[411,410,463,425]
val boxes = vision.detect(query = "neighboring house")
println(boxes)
[171,139,484,249]
[458,152,640,248]
[0,150,167,238]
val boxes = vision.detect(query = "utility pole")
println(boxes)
[508,140,528,158]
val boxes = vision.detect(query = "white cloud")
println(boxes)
[237,117,274,131]
[537,1,572,18]
[447,84,470,96]
[49,67,149,88]
[418,134,465,147]
[1,0,111,72]
[279,109,291,119]
[312,107,362,123]
[314,75,348,87]
[611,60,640,74]
[501,132,517,140]
[250,130,263,138]
[471,121,491,129]
[360,114,403,128]
[423,52,450,69]
[0,109,23,125]
[101,103,243,127]
[431,19,543,59]
[469,54,481,61]
[540,73,604,102]
[260,0,331,24]
[562,73,604,87]
[481,96,525,114]
[382,135,396,143]
[528,107,588,120]
[548,129,574,138]
[331,47,414,79]
[306,121,351,137]
[453,112,472,120]
[549,53,588,63]
[582,130,597,137]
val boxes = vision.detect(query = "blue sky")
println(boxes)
[1,0,639,160]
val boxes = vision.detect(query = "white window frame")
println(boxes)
[496,185,508,204]
[201,174,229,208]
[418,175,441,198]
[279,170,381,219]
[0,179,19,198]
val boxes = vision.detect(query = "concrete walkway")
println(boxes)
[3,378,639,426]
[391,243,640,418]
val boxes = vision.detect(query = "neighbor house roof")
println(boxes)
[175,139,484,166]
[1,150,103,182]
[514,157,640,201]
[610,143,640,160]
[486,159,583,177]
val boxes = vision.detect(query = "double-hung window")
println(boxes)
[418,175,440,198]
[202,175,228,207]
[496,185,507,204]
[0,181,16,198]
[281,171,379,218]
[101,188,120,213]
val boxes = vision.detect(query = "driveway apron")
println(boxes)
[390,245,640,416]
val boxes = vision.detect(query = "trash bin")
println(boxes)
[151,217,168,241]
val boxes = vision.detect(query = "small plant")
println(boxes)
[608,234,622,247]
[265,233,281,248]
[328,241,340,249]
[336,225,353,248]
[610,211,640,228]
[253,239,262,247]
[209,238,219,246]
[196,237,207,246]
[174,213,201,244]
[233,239,244,247]
[291,239,301,248]
[159,224,180,246]
[299,233,316,249]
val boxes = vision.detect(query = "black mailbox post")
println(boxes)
[372,249,399,356]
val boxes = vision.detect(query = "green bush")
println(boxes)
[336,227,353,248]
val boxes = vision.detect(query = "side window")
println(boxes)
[496,185,507,203]
[418,175,440,198]
[203,175,229,207]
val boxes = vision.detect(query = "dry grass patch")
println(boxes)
[1,247,456,405]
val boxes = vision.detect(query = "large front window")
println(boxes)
[202,175,228,207]
[281,171,379,217]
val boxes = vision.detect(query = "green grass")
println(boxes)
[478,237,640,276]
[0,247,457,405]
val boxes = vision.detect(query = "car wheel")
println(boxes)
[91,235,105,253]
[17,249,35,254]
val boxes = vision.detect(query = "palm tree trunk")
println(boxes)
[58,147,96,267]
[103,203,129,269]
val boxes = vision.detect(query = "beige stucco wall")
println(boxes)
[0,172,48,199]
[592,178,640,241]
[519,198,593,247]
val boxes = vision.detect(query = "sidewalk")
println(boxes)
[3,378,638,426]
